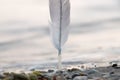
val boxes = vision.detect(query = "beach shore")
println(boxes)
[0,63,120,80]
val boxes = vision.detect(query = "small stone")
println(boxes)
[55,75,66,80]
[48,70,54,73]
[81,65,85,69]
[71,68,80,72]
[38,75,49,80]
[72,74,81,79]
[10,72,29,80]
[3,72,10,76]
[32,71,41,76]
[80,73,87,76]
[28,73,37,80]
[30,68,35,71]
[112,64,118,68]
[110,72,114,75]
[73,76,88,80]
[0,74,5,79]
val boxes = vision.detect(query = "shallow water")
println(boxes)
[0,0,120,71]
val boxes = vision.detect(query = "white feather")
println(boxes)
[49,0,70,50]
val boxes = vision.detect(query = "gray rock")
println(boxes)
[73,76,88,80]
[85,69,101,74]
[0,74,4,79]
[104,74,120,80]
[48,69,54,73]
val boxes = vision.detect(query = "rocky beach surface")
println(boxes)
[0,64,120,80]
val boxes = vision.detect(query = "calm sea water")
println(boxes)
[0,0,120,71]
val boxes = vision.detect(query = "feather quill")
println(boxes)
[49,0,70,70]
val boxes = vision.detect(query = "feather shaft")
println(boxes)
[58,49,62,69]
[59,0,62,51]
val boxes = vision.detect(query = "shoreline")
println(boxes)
[0,63,120,80]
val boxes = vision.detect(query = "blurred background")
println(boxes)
[0,0,120,71]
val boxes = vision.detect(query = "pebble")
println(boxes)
[112,64,118,68]
[0,74,4,79]
[73,76,88,80]
[0,66,120,80]
[48,69,54,73]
